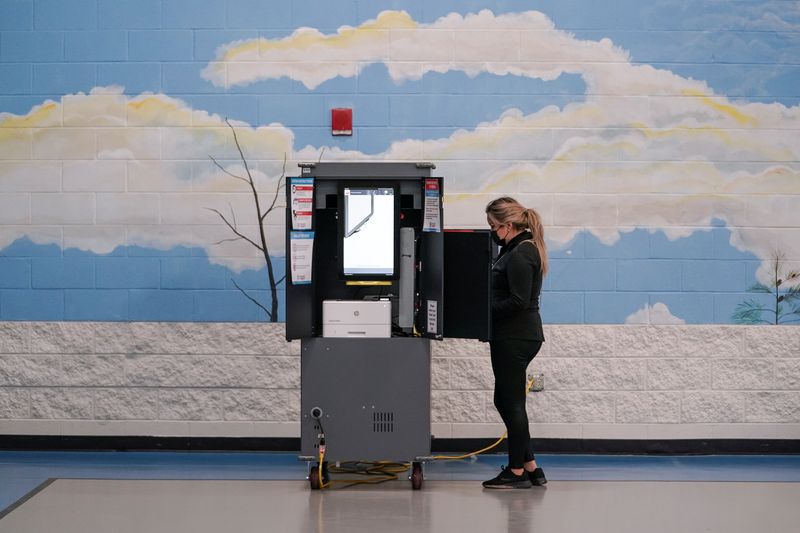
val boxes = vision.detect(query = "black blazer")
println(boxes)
[490,230,545,341]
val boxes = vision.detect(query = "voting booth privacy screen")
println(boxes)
[285,163,445,340]
[285,162,493,482]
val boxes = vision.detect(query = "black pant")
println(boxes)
[490,338,542,469]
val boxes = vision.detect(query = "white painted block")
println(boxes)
[647,359,710,390]
[0,129,32,159]
[431,422,453,439]
[188,421,254,437]
[0,162,61,192]
[449,358,493,390]
[553,194,617,226]
[63,160,126,192]
[390,29,452,61]
[31,193,94,225]
[0,388,30,418]
[62,94,126,127]
[159,389,224,421]
[252,357,300,389]
[63,225,127,255]
[432,390,486,423]
[94,388,159,420]
[678,326,744,357]
[30,388,93,419]
[431,358,450,390]
[0,355,66,386]
[616,326,683,358]
[223,389,291,421]
[251,421,301,438]
[127,160,192,192]
[162,126,234,160]
[432,337,490,358]
[646,423,714,440]
[61,420,191,436]
[96,193,160,224]
[581,358,647,390]
[30,322,95,354]
[0,324,797,437]
[681,391,745,423]
[450,423,506,439]
[454,30,519,61]
[61,356,126,387]
[0,419,64,435]
[0,323,29,354]
[582,423,649,440]
[97,127,161,160]
[127,96,193,127]
[0,194,30,224]
[548,325,616,358]
[711,423,800,439]
[32,128,96,160]
[744,327,800,358]
[745,391,800,423]
[530,423,583,439]
[528,357,582,390]
[615,391,682,423]
[712,359,779,390]
[528,390,615,423]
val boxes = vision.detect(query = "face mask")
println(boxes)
[490,228,504,246]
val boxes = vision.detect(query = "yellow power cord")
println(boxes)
[314,376,538,487]
[431,375,537,460]
[317,446,328,489]
[316,456,408,489]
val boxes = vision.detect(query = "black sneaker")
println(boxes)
[482,466,532,489]
[528,467,547,486]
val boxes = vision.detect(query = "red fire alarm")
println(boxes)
[331,108,352,136]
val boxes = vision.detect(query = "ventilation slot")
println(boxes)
[372,411,394,433]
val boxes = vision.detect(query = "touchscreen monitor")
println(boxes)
[340,185,398,278]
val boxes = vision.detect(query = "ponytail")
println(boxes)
[523,208,548,276]
[486,197,548,276]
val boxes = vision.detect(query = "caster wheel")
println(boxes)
[309,462,329,490]
[411,462,423,490]
[321,461,330,485]
[309,464,321,490]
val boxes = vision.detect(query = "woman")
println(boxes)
[482,196,548,489]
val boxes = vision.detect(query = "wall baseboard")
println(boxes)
[0,435,797,455]
[442,438,800,455]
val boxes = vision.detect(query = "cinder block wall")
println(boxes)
[1,322,798,440]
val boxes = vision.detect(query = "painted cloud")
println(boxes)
[202,10,635,92]
[1,9,799,282]
[625,303,686,325]
[0,88,294,269]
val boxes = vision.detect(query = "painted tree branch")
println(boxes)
[205,207,264,252]
[208,118,287,322]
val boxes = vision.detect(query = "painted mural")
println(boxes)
[0,0,798,324]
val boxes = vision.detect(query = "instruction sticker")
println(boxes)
[290,177,314,230]
[423,179,441,233]
[427,300,438,333]
[290,231,314,284]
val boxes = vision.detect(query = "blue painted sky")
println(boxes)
[1,1,797,324]
[0,226,774,324]
[0,0,797,139]
[0,237,285,322]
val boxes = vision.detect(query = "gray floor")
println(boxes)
[1,478,798,533]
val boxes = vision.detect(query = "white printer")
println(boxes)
[322,300,392,338]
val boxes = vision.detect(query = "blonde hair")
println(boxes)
[486,196,548,276]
